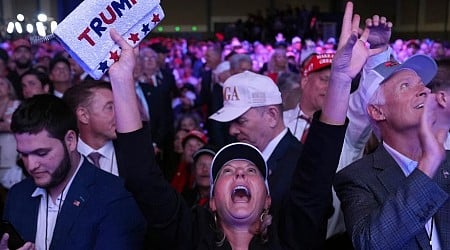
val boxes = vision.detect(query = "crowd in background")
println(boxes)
[0,4,449,247]
[0,26,449,195]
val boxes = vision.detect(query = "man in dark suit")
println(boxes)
[136,47,175,165]
[334,54,450,249]
[197,43,234,148]
[1,94,146,249]
[209,70,303,209]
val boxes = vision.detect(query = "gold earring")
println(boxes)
[260,208,268,222]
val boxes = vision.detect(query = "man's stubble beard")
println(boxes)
[42,146,72,189]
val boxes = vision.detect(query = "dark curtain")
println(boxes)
[57,0,83,21]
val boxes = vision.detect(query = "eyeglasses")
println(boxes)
[140,56,157,61]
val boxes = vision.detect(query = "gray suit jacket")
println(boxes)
[335,146,450,250]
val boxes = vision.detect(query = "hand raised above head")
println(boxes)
[366,15,393,52]
[108,28,139,84]
[334,1,369,80]
[109,28,142,133]
[321,1,364,125]
[334,2,394,80]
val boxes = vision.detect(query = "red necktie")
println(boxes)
[148,77,155,87]
[298,114,312,144]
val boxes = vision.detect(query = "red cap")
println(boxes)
[182,130,208,147]
[12,38,31,51]
[301,53,335,77]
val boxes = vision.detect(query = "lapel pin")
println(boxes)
[442,169,449,179]
[73,200,80,207]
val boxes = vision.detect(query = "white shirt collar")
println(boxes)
[53,90,64,98]
[77,138,114,161]
[383,141,418,176]
[31,157,83,198]
[283,105,301,123]
[261,128,288,162]
[77,138,118,175]
[31,157,83,249]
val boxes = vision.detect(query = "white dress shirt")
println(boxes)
[283,105,310,141]
[77,138,118,176]
[32,158,82,250]
[261,128,288,170]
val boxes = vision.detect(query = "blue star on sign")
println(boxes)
[141,23,150,34]
[98,61,109,73]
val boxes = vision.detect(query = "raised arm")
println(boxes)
[321,1,368,125]
[108,29,189,249]
[341,13,394,167]
[108,29,142,133]
[283,3,366,249]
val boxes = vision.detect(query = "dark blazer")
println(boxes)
[3,159,146,250]
[335,146,450,250]
[197,70,233,148]
[115,113,347,249]
[139,69,176,149]
[266,130,303,207]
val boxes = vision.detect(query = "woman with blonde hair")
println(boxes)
[0,77,24,189]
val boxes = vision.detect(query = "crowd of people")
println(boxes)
[0,1,449,249]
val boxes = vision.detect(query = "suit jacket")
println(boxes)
[335,146,450,250]
[139,70,175,149]
[197,70,232,148]
[3,159,146,250]
[266,131,303,207]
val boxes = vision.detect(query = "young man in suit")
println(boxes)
[0,94,146,249]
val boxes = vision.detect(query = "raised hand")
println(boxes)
[321,1,363,124]
[417,93,447,178]
[108,28,138,85]
[366,15,393,52]
[335,1,370,79]
[109,28,142,133]
[337,1,360,51]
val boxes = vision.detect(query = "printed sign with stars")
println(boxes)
[54,0,164,80]
[128,33,140,44]
[94,5,165,79]
[109,50,120,62]
[152,14,161,24]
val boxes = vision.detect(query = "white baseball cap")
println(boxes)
[292,36,302,44]
[213,61,230,75]
[209,71,282,122]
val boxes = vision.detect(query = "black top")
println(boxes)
[114,112,347,249]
